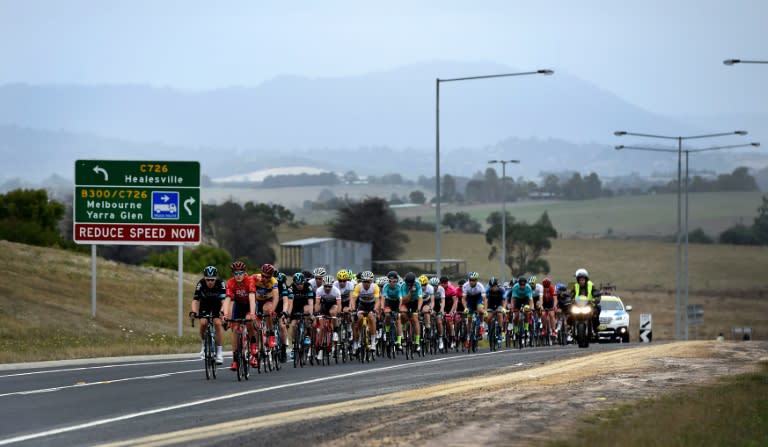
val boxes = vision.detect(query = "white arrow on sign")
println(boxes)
[183,197,195,216]
[161,194,170,203]
[93,165,109,181]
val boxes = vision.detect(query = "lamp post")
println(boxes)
[615,138,758,339]
[435,69,553,278]
[723,59,768,65]
[488,159,520,283]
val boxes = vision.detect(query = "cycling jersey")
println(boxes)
[507,283,532,310]
[288,281,315,313]
[226,276,255,304]
[401,282,423,302]
[251,274,278,301]
[352,282,380,304]
[316,285,341,303]
[193,278,226,315]
[532,283,544,300]
[485,286,506,310]
[541,285,557,309]
[462,281,485,312]
[333,280,355,306]
[442,283,460,312]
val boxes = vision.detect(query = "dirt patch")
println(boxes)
[313,341,767,447]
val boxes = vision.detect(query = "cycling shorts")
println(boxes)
[357,300,375,313]
[401,298,419,314]
[256,299,273,314]
[199,300,222,317]
[231,301,249,320]
[319,300,336,316]
[512,298,529,311]
[541,299,556,311]
[383,299,400,312]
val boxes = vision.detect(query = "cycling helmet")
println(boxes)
[277,272,287,283]
[203,265,218,277]
[313,267,327,278]
[336,269,351,281]
[404,272,416,284]
[575,268,589,279]
[377,276,388,287]
[556,282,567,292]
[322,275,334,285]
[293,272,305,284]
[356,271,363,281]
[418,274,429,286]
[360,270,375,281]
[387,270,399,280]
[488,276,499,287]
[517,275,528,284]
[468,271,480,281]
[346,269,355,280]
[528,275,537,285]
[231,261,247,272]
[261,263,276,277]
[542,278,552,288]
[429,277,440,287]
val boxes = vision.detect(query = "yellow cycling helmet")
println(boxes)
[336,269,351,281]
[418,274,429,286]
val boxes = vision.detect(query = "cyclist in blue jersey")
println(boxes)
[507,275,533,332]
[381,270,403,350]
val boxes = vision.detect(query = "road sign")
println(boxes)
[73,160,200,245]
[639,313,652,342]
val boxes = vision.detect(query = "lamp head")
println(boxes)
[615,145,625,150]
[723,59,741,66]
[614,131,627,137]
[537,69,554,75]
[734,130,748,136]
[751,142,761,147]
[488,160,498,164]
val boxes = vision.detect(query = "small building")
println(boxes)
[279,237,372,275]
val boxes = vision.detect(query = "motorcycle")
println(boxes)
[571,295,594,348]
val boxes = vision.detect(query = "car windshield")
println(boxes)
[600,300,625,311]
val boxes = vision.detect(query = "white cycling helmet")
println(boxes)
[574,268,589,279]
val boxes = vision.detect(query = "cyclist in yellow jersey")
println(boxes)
[350,270,380,352]
[251,263,280,348]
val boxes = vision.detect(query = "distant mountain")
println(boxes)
[0,61,708,151]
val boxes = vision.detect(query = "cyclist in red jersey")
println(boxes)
[223,261,257,370]
[540,277,558,337]
[439,276,461,349]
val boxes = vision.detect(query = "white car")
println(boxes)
[596,295,632,343]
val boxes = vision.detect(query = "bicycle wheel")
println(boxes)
[235,335,243,381]
[208,330,217,379]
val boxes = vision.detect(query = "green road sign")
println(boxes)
[73,160,201,244]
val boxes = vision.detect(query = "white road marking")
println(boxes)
[0,359,203,379]
[0,370,198,398]
[0,350,516,446]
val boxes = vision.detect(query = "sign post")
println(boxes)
[74,160,201,335]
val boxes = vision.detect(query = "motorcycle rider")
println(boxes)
[570,268,601,336]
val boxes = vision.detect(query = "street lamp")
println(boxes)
[435,69,553,277]
[488,159,520,283]
[723,59,768,65]
[614,137,758,339]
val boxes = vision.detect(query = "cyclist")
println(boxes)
[314,274,341,360]
[506,275,533,336]
[461,272,487,347]
[274,270,291,362]
[223,261,257,370]
[350,270,380,353]
[381,270,403,350]
[251,263,280,350]
[484,276,506,344]
[429,277,446,351]
[190,265,226,365]
[334,269,355,315]
[540,277,558,337]
[286,272,315,360]
[418,274,435,346]
[529,275,543,310]
[555,282,571,342]
[399,272,424,351]
[439,276,460,349]
[571,268,601,335]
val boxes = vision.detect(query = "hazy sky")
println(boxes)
[1,0,766,116]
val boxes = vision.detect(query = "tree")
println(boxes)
[752,195,768,245]
[0,188,65,246]
[442,174,457,202]
[409,190,426,205]
[542,174,561,197]
[331,197,409,260]
[202,201,296,265]
[719,224,758,245]
[485,211,556,278]
[562,173,585,200]
[442,212,481,233]
[687,227,714,244]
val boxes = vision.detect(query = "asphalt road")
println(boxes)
[0,342,635,446]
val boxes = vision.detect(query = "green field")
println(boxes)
[393,191,765,238]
